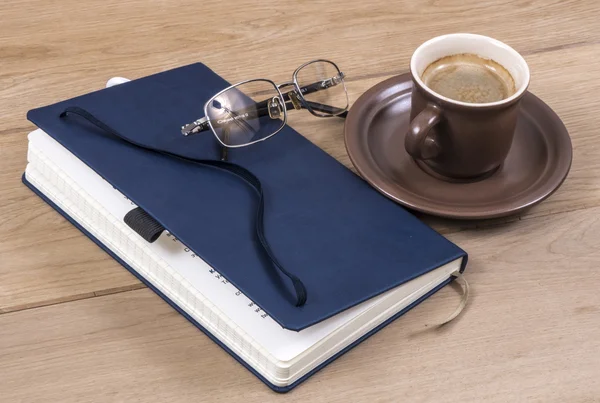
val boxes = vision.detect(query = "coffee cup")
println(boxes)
[405,33,530,179]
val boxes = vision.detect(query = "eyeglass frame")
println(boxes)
[180,59,348,150]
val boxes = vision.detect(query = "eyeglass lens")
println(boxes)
[205,79,285,147]
[295,61,348,117]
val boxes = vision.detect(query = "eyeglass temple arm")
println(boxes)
[280,87,348,117]
[270,74,348,116]
[301,100,348,117]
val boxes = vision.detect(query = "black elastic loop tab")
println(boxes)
[124,207,165,243]
[59,106,307,307]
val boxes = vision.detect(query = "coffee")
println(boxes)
[421,54,516,103]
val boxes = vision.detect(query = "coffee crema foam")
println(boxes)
[421,53,516,104]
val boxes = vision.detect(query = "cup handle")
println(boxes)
[405,103,442,160]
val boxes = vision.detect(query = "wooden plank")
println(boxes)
[1,206,600,402]
[0,0,598,131]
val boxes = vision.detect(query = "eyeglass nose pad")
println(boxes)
[288,91,303,111]
[268,96,284,119]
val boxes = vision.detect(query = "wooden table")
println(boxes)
[2,0,599,401]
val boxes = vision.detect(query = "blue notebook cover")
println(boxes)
[26,63,467,332]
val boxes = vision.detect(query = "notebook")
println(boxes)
[23,63,467,392]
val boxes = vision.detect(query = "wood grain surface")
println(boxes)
[1,0,600,401]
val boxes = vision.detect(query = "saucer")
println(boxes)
[344,74,572,220]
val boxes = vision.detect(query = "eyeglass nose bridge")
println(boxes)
[288,91,303,110]
[276,82,303,111]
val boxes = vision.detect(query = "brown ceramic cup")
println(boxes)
[405,34,530,179]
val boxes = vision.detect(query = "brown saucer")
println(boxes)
[345,74,572,220]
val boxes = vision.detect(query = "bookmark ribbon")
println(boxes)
[435,271,469,326]
[59,106,308,307]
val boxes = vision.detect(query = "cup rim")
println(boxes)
[410,33,531,108]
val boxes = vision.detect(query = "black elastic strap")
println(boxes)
[59,106,307,307]
[124,207,165,243]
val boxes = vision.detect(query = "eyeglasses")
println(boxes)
[180,59,348,159]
